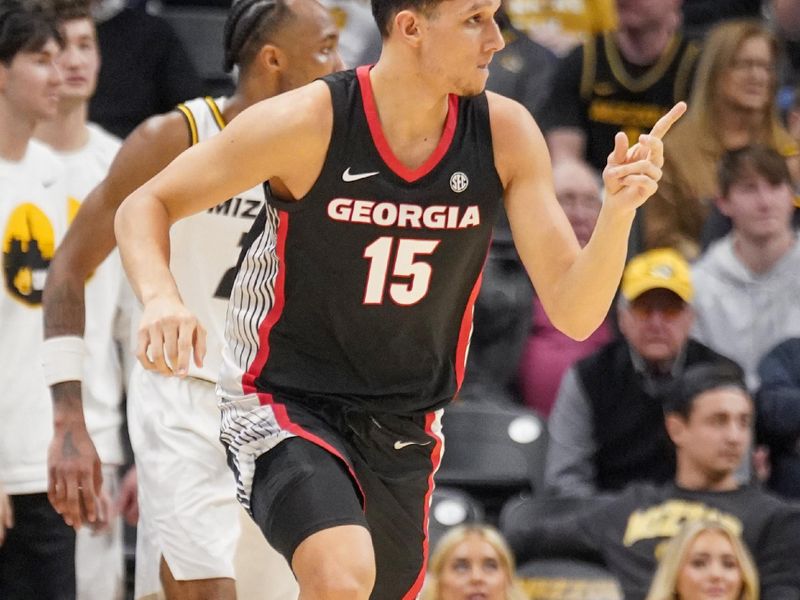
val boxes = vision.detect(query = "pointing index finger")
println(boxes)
[650,101,687,140]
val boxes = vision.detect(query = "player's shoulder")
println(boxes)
[486,91,541,135]
[125,103,196,155]
[244,80,334,142]
[486,91,545,164]
[256,80,332,120]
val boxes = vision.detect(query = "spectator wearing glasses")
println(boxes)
[644,20,799,259]
[545,248,732,497]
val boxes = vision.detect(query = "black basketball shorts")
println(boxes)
[228,397,444,600]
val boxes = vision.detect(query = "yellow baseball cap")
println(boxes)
[621,248,693,303]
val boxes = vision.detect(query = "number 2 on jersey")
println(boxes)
[363,237,440,305]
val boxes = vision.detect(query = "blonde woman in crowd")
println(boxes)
[646,520,759,600]
[421,525,526,600]
[644,19,800,259]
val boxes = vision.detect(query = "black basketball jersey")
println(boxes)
[582,33,700,170]
[221,67,504,415]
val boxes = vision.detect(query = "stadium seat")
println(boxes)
[428,486,485,550]
[500,495,622,600]
[436,400,547,518]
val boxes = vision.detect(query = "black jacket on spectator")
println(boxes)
[576,338,726,491]
[757,337,800,498]
[507,482,800,600]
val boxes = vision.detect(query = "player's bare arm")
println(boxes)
[44,111,190,529]
[492,93,685,340]
[0,483,12,546]
[115,81,334,377]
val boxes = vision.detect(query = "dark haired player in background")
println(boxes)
[0,2,72,598]
[42,0,341,597]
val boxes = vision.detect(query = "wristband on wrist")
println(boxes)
[42,335,85,386]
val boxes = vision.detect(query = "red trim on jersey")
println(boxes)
[239,212,366,503]
[257,391,367,505]
[454,271,484,390]
[242,211,289,391]
[402,411,444,600]
[356,65,459,183]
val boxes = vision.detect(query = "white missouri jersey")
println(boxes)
[57,123,127,465]
[170,97,265,382]
[0,141,68,494]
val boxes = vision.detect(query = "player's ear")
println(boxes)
[256,44,284,73]
[394,9,423,46]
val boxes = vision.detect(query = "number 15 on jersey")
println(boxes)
[363,237,440,306]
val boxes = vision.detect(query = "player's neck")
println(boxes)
[615,19,678,66]
[368,58,452,166]
[0,102,36,161]
[35,100,90,153]
[225,74,278,124]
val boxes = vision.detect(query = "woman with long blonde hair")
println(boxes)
[646,519,759,600]
[643,19,799,259]
[421,524,526,600]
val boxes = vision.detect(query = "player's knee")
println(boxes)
[303,567,374,600]
[293,526,375,600]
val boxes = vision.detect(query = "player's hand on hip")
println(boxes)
[47,424,102,530]
[0,483,12,547]
[602,102,686,212]
[137,295,207,376]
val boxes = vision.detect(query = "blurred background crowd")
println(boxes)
[3,0,800,598]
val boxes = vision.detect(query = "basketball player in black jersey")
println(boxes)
[114,0,686,596]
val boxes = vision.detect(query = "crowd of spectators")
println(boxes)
[3,0,800,597]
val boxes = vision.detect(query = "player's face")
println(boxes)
[417,0,505,96]
[675,531,744,600]
[56,18,100,103]
[437,534,509,600]
[718,170,795,244]
[553,162,601,248]
[0,39,63,122]
[274,0,342,93]
[618,289,693,364]
[676,389,752,481]
[719,35,775,113]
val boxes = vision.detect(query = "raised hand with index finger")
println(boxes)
[602,102,687,214]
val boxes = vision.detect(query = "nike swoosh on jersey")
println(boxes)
[394,439,432,450]
[342,167,380,182]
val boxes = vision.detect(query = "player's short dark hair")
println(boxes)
[223,0,294,73]
[0,0,61,65]
[664,361,749,419]
[372,0,443,37]
[50,0,92,22]
[718,144,792,197]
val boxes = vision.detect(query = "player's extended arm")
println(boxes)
[114,82,332,378]
[44,112,190,529]
[493,94,685,340]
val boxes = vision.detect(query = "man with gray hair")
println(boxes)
[546,248,731,496]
